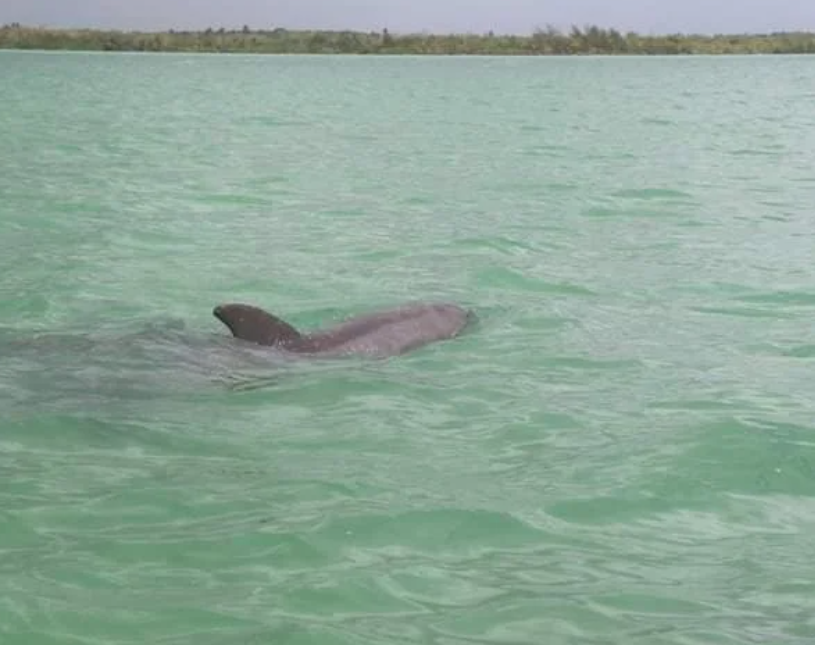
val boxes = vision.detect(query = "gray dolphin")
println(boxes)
[213,301,473,358]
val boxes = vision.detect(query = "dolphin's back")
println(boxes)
[298,303,471,357]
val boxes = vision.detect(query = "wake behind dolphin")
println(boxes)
[0,317,300,412]
[213,301,474,358]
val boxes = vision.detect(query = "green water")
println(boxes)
[2,50,815,644]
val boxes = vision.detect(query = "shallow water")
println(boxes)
[1,51,815,644]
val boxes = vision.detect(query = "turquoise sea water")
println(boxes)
[2,50,815,644]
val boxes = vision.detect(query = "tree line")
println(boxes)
[2,23,815,55]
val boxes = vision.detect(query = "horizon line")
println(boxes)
[4,22,815,39]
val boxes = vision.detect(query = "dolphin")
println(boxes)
[212,301,473,358]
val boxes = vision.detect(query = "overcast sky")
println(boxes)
[3,0,814,36]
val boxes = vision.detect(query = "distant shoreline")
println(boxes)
[2,23,815,56]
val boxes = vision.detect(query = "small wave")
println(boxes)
[729,147,784,157]
[689,305,796,319]
[735,291,815,307]
[612,188,696,201]
[475,267,596,296]
[640,117,675,126]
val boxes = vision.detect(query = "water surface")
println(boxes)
[2,51,815,644]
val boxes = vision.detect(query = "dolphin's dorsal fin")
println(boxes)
[213,303,302,347]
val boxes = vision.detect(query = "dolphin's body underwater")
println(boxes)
[213,302,473,358]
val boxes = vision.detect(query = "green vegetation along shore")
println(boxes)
[2,23,815,55]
